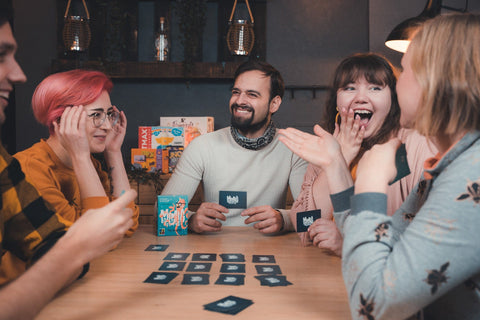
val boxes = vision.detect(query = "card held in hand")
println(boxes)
[296,209,321,232]
[219,191,247,208]
[389,143,411,185]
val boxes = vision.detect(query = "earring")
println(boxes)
[335,106,340,124]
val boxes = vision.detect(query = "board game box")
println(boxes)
[156,195,189,236]
[159,117,214,147]
[131,148,157,172]
[138,126,184,149]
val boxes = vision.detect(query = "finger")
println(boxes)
[106,189,137,211]
[312,124,329,138]
[203,202,229,213]
[204,210,227,221]
[345,108,355,129]
[333,123,340,138]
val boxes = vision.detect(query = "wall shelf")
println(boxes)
[50,60,244,80]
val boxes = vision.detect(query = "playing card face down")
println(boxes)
[164,252,190,261]
[144,272,178,284]
[145,244,169,251]
[182,274,209,285]
[204,295,253,315]
[186,262,212,272]
[220,253,245,262]
[192,253,217,261]
[255,264,282,275]
[254,275,292,287]
[219,191,247,208]
[220,263,246,273]
[215,274,245,286]
[296,210,321,232]
[159,261,186,271]
[252,255,276,263]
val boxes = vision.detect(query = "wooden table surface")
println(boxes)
[36,225,350,320]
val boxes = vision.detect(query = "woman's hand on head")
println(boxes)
[105,106,127,154]
[355,137,401,194]
[334,107,365,165]
[52,106,90,157]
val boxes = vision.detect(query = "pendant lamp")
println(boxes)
[226,0,255,56]
[385,0,442,53]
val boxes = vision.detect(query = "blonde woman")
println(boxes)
[280,13,480,319]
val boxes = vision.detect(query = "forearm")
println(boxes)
[71,155,107,199]
[324,158,354,195]
[104,151,131,197]
[0,238,84,320]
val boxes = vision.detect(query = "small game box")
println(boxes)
[160,117,214,147]
[156,195,189,236]
[131,148,157,172]
[138,126,184,149]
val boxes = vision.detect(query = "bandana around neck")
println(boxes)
[230,120,276,150]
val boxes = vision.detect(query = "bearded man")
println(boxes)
[162,60,307,235]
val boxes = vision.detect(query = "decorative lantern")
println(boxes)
[226,0,255,56]
[62,0,91,52]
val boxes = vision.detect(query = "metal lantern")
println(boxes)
[62,0,91,52]
[226,0,255,56]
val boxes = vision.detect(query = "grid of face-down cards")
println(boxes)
[143,245,292,287]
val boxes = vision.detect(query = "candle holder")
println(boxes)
[62,0,91,52]
[226,0,255,56]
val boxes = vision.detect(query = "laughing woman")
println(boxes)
[12,70,139,273]
[280,13,480,319]
[288,53,434,255]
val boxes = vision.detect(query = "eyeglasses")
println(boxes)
[87,110,120,128]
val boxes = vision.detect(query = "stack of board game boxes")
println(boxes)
[131,117,214,174]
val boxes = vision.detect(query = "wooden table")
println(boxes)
[36,226,350,320]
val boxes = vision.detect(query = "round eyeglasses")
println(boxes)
[87,110,120,128]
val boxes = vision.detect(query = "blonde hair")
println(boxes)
[409,13,480,137]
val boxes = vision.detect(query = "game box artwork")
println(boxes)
[156,195,189,236]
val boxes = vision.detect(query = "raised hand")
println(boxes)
[52,106,90,158]
[355,137,402,194]
[278,125,343,169]
[334,107,365,165]
[105,106,127,153]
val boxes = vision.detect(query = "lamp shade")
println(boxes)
[385,0,442,53]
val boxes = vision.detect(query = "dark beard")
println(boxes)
[230,104,269,136]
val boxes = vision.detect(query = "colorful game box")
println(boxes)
[160,117,214,147]
[156,195,189,236]
[138,126,184,149]
[131,148,157,172]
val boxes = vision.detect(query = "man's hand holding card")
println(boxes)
[188,202,228,234]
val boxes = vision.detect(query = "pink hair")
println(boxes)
[32,69,113,135]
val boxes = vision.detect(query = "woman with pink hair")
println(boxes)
[8,70,139,278]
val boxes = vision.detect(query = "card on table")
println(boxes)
[164,252,190,261]
[296,209,321,232]
[219,191,247,208]
[158,261,186,271]
[192,253,217,261]
[220,263,246,273]
[186,262,212,272]
[252,255,276,263]
[145,244,169,251]
[215,274,245,286]
[254,275,292,287]
[255,264,282,275]
[389,143,411,185]
[181,273,209,285]
[204,295,253,315]
[220,253,245,262]
[144,272,178,284]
